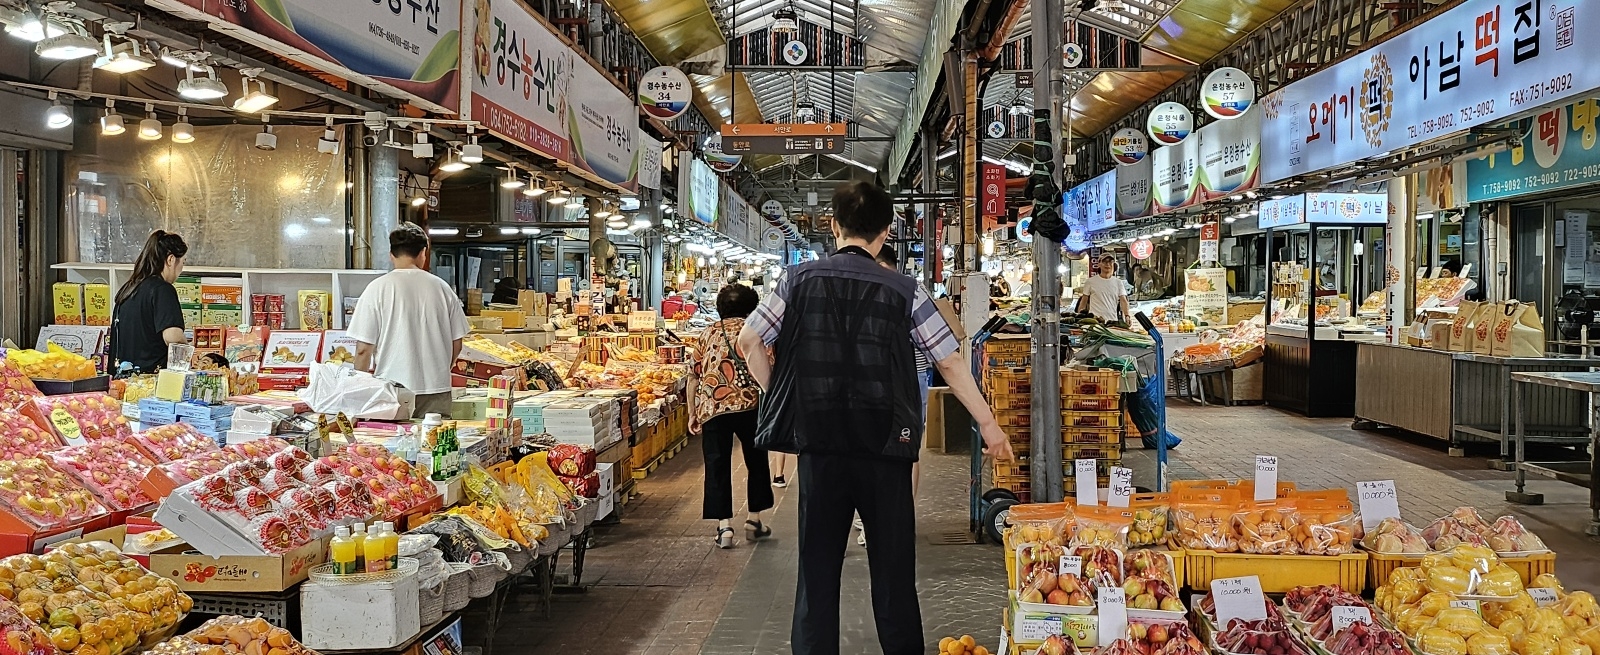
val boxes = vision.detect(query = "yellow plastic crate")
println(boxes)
[1187,550,1368,593]
[1064,427,1123,445]
[1061,368,1121,395]
[1063,395,1120,411]
[1062,444,1121,460]
[990,394,1032,410]
[1365,550,1556,590]
[995,409,1032,427]
[1063,410,1122,428]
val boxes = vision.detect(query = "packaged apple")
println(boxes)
[29,393,132,443]
[1029,634,1078,655]
[1285,584,1365,626]
[226,437,293,461]
[0,355,42,412]
[1015,542,1092,610]
[1212,615,1315,655]
[330,444,434,501]
[0,414,62,462]
[320,456,419,517]
[1068,505,1133,550]
[1127,493,1170,548]
[1122,550,1184,613]
[1173,489,1241,553]
[1422,507,1494,551]
[159,451,244,486]
[1362,517,1430,554]
[1105,621,1207,655]
[1005,503,1073,550]
[127,424,219,464]
[49,440,157,512]
[0,458,108,528]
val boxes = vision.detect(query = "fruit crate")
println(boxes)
[986,369,1032,395]
[1060,368,1121,396]
[1364,549,1555,590]
[1063,427,1123,445]
[1061,444,1121,460]
[989,393,1032,411]
[1063,410,1122,428]
[994,409,1031,428]
[1186,550,1368,593]
[994,460,1030,478]
[1063,395,1119,411]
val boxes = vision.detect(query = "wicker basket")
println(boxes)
[443,563,471,611]
[537,524,568,557]
[419,583,445,625]
[503,545,533,572]
[467,563,504,598]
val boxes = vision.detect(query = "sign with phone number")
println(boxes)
[1466,100,1600,202]
[1263,0,1595,184]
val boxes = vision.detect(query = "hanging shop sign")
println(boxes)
[1199,107,1262,200]
[1116,158,1152,221]
[1063,43,1085,68]
[1151,138,1202,212]
[1259,194,1307,229]
[1466,100,1600,202]
[1262,0,1600,184]
[150,0,460,114]
[720,187,750,246]
[1184,268,1228,324]
[703,134,743,172]
[639,66,693,120]
[1017,215,1034,243]
[982,164,1007,217]
[761,200,784,217]
[782,40,809,65]
[762,227,785,251]
[719,123,848,155]
[1110,128,1149,165]
[1147,102,1193,146]
[1258,193,1386,227]
[460,0,639,189]
[680,152,720,225]
[1201,67,1257,119]
[1199,222,1221,262]
[1064,169,1116,233]
[637,134,663,190]
[1129,238,1155,260]
[988,121,1007,138]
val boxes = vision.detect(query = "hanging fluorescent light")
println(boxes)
[499,227,521,235]
[460,133,483,163]
[439,150,469,173]
[499,169,525,189]
[826,153,877,173]
[178,66,228,100]
[171,108,194,143]
[564,196,583,209]
[771,5,799,33]
[4,10,65,42]
[99,99,124,135]
[37,29,99,60]
[44,93,70,129]
[632,216,653,230]
[254,121,276,151]
[410,194,426,207]
[606,217,629,230]
[546,191,567,204]
[936,148,957,160]
[93,34,154,73]
[428,227,459,236]
[521,227,541,235]
[158,47,204,71]
[318,119,340,155]
[232,69,279,113]
[523,180,548,197]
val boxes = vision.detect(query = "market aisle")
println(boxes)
[463,434,786,654]
[1162,404,1600,589]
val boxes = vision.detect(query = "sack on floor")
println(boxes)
[1489,301,1544,358]
[1127,375,1181,450]
[1448,300,1481,351]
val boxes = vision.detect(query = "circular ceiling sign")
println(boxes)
[987,121,1007,138]
[1017,215,1034,243]
[1146,101,1194,146]
[1200,67,1257,119]
[1062,43,1084,68]
[1129,237,1154,260]
[761,199,784,217]
[782,40,809,65]
[1110,128,1148,166]
[638,66,693,120]
[704,133,742,172]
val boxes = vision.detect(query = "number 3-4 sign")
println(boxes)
[639,66,692,120]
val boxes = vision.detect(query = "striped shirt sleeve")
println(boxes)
[910,284,959,363]
[746,270,790,345]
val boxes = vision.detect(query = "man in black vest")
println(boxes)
[738,181,1015,655]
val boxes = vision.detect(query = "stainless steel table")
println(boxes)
[1451,352,1596,465]
[1508,370,1600,536]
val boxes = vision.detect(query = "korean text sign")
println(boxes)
[1262,0,1597,183]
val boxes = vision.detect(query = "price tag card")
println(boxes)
[1097,586,1128,647]
[49,408,86,447]
[1450,599,1482,615]
[998,629,1009,655]
[1015,614,1064,643]
[1075,459,1098,506]
[1253,456,1278,501]
[1529,588,1560,607]
[1059,555,1083,576]
[1107,467,1133,508]
[1211,576,1268,626]
[1356,480,1402,531]
[1332,606,1372,630]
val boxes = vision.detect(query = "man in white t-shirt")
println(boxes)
[347,223,470,418]
[1077,254,1131,322]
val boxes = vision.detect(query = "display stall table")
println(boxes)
[1506,370,1600,536]
[1354,343,1597,459]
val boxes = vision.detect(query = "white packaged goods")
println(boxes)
[300,571,421,649]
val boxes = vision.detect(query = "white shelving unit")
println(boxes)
[52,264,386,330]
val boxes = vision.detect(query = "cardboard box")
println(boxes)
[319,330,358,365]
[301,571,421,650]
[69,522,327,594]
[466,316,503,333]
[174,277,202,305]
[35,325,107,359]
[180,304,202,329]
[83,284,111,326]
[263,331,322,369]
[200,284,244,305]
[201,304,243,327]
[53,282,84,324]
[480,309,525,329]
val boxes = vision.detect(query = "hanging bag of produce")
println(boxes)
[1469,302,1500,355]
[1448,300,1481,352]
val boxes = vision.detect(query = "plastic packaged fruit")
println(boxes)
[1005,503,1072,549]
[189,615,316,655]
[1419,627,1470,655]
[1234,500,1302,555]
[49,441,156,512]
[1363,517,1431,554]
[0,354,43,411]
[1172,490,1240,552]
[161,451,244,486]
[0,458,108,529]
[1069,505,1133,550]
[0,414,62,462]
[129,424,219,464]
[30,393,131,442]
[1128,495,1169,548]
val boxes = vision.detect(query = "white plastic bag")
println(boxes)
[297,362,413,419]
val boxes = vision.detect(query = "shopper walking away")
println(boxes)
[688,284,775,548]
[347,223,470,418]
[738,181,1015,655]
[770,451,794,488]
[109,231,189,374]
[489,277,521,306]
[1077,254,1132,322]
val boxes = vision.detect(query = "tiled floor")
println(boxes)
[469,403,1600,654]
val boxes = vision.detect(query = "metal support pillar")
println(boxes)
[920,126,938,289]
[1028,0,1064,503]
[367,141,400,269]
[960,53,980,273]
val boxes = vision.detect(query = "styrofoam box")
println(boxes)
[595,463,615,499]
[300,570,420,650]
[152,487,272,556]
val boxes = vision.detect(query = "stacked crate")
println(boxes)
[1061,367,1125,480]
[980,337,1033,501]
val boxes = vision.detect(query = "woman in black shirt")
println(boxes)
[109,231,189,374]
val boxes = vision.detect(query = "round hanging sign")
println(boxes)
[1062,43,1084,68]
[987,121,1007,138]
[762,227,784,250]
[1109,128,1148,166]
[782,40,809,65]
[1129,237,1154,260]
[638,66,693,120]
[704,134,742,172]
[1146,101,1193,146]
[761,199,784,217]
[1017,215,1034,243]
[1200,67,1257,119]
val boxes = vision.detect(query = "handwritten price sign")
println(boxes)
[1356,480,1401,531]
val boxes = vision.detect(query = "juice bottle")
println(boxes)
[364,523,388,573]
[351,522,368,573]
[329,526,357,575]
[381,522,400,570]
